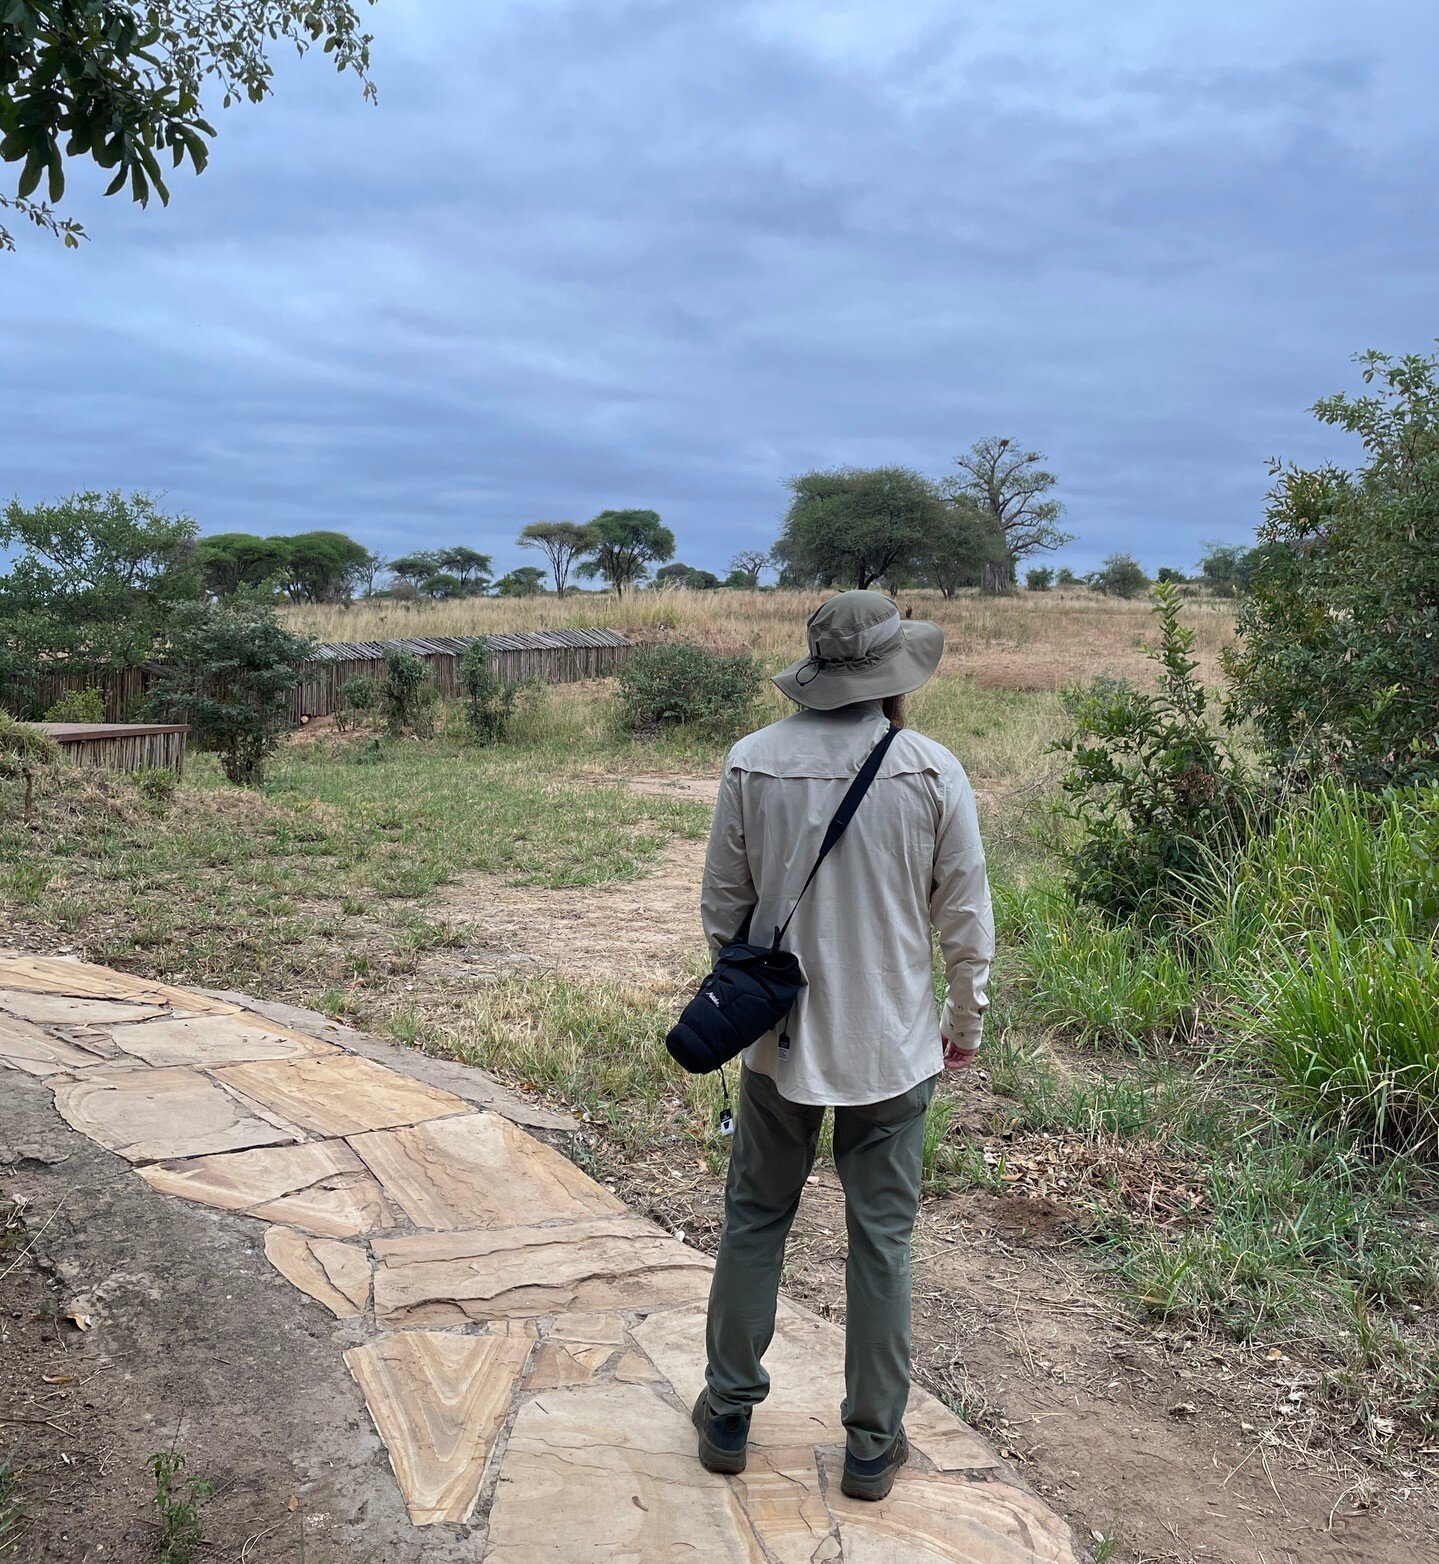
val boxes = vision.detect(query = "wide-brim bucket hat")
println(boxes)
[773,589,944,711]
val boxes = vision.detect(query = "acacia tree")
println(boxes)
[775,467,943,589]
[577,509,674,597]
[920,498,1006,598]
[438,546,492,594]
[519,520,593,597]
[1,1,376,250]
[0,490,200,690]
[943,438,1073,591]
[388,551,443,589]
[283,530,371,602]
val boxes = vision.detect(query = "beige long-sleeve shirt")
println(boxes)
[700,701,994,1107]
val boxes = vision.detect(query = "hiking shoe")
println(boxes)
[691,1389,750,1474]
[841,1429,909,1501]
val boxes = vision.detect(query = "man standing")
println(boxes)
[693,590,994,1501]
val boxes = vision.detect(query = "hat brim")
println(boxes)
[772,620,944,711]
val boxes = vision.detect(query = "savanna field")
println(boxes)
[5,587,1439,1563]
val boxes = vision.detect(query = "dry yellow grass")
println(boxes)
[284,587,1236,692]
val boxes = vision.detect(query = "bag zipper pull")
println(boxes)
[718,1063,735,1137]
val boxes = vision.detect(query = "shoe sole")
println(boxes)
[692,1395,747,1474]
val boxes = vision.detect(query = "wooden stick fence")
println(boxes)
[37,723,189,776]
[11,629,633,729]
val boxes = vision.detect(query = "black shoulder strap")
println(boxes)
[774,722,899,946]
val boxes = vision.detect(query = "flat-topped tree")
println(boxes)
[577,510,674,598]
[775,467,944,590]
[518,521,593,598]
[1,1,376,250]
[438,547,492,595]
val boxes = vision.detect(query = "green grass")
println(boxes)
[0,1443,24,1558]
[0,720,707,997]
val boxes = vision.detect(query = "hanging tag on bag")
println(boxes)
[719,1107,734,1137]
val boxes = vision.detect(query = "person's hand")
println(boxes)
[942,1037,979,1071]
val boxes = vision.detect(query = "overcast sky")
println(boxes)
[4,0,1437,578]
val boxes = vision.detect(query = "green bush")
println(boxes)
[335,673,381,733]
[1088,552,1149,598]
[144,588,317,786]
[1025,567,1054,592]
[43,687,105,722]
[1054,584,1256,920]
[1225,347,1439,788]
[382,647,437,738]
[459,638,516,744]
[616,641,762,737]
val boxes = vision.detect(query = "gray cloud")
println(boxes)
[5,0,1438,577]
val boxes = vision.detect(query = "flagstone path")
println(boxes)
[0,950,1078,1563]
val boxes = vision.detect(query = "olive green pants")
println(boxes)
[703,1065,937,1462]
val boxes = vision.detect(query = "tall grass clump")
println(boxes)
[1194,784,1439,1150]
[1000,880,1199,1049]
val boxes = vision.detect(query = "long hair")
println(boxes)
[882,694,907,729]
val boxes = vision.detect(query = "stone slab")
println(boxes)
[548,1311,628,1345]
[371,1217,713,1327]
[344,1329,533,1526]
[485,1382,766,1562]
[213,1054,471,1138]
[526,1340,613,1390]
[0,953,238,1012]
[50,1065,299,1163]
[196,988,578,1133]
[136,1139,396,1237]
[263,1226,370,1318]
[737,1446,841,1564]
[349,1111,625,1231]
[632,1301,1000,1472]
[819,1456,1078,1563]
[0,990,164,1026]
[0,1013,113,1078]
[105,1014,339,1067]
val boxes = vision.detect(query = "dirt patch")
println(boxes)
[432,844,709,990]
[423,774,717,991]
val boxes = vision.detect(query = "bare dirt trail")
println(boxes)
[419,771,1439,1564]
[427,775,714,992]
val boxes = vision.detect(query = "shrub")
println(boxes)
[1225,347,1439,788]
[1055,567,1080,586]
[1025,567,1054,592]
[133,767,177,805]
[459,638,516,744]
[43,687,105,722]
[382,647,437,738]
[0,711,62,822]
[1054,583,1255,920]
[1088,552,1149,598]
[617,641,762,736]
[144,589,317,786]
[335,673,380,733]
